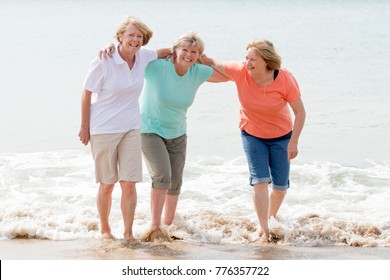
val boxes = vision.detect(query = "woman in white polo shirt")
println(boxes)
[78,16,170,241]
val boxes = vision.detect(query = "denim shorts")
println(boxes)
[240,130,291,190]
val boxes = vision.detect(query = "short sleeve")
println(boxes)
[144,59,162,78]
[140,48,158,63]
[284,69,301,103]
[195,63,213,83]
[83,58,105,93]
[224,61,245,81]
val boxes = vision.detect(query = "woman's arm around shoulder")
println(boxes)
[157,48,172,59]
[200,54,232,83]
[208,69,231,83]
[98,43,116,59]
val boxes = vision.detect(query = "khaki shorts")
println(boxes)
[90,130,142,184]
[141,133,187,195]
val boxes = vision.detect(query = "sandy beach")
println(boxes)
[1,238,390,260]
[2,239,389,280]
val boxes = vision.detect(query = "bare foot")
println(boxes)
[123,234,134,240]
[101,233,117,241]
[121,236,138,247]
[140,227,172,242]
[259,235,270,243]
[259,229,270,243]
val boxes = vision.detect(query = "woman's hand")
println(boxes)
[157,48,173,60]
[98,43,116,59]
[287,140,298,162]
[78,127,90,145]
[199,54,213,66]
[200,54,231,82]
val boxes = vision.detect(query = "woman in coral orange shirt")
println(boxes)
[202,39,306,242]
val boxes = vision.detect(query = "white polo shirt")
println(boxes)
[83,46,157,135]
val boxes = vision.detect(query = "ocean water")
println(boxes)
[1,0,390,248]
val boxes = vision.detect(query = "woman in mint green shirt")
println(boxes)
[140,32,228,241]
[102,32,227,241]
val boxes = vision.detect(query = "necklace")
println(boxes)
[256,70,273,100]
[260,85,267,100]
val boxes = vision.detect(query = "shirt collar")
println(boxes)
[113,44,127,65]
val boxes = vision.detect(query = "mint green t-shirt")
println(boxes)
[140,59,213,139]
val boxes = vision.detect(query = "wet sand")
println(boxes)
[1,238,390,260]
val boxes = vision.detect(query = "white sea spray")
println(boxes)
[1,151,389,247]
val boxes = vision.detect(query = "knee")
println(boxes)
[273,189,286,194]
[120,181,136,195]
[271,189,287,198]
[253,182,269,192]
[100,183,114,195]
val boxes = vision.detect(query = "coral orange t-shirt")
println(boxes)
[224,62,301,139]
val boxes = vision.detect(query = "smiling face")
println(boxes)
[175,43,201,68]
[245,48,268,77]
[119,23,143,54]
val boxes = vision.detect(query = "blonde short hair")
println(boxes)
[246,39,282,70]
[115,16,153,46]
[172,32,205,58]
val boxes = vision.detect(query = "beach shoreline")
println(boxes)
[1,238,389,260]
